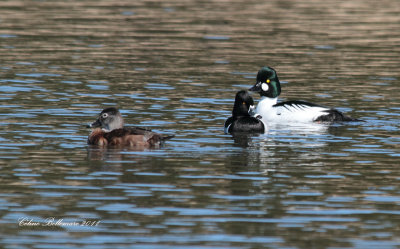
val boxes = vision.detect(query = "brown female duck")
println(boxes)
[87,107,174,147]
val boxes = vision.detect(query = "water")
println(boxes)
[1,0,399,248]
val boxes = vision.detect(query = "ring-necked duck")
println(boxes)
[224,90,266,134]
[249,66,361,123]
[87,107,174,147]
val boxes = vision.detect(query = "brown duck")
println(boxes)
[87,107,174,147]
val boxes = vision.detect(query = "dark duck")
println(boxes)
[87,107,174,147]
[249,66,361,124]
[224,90,266,134]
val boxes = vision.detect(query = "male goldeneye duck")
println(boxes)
[224,90,266,134]
[249,66,360,124]
[87,107,174,147]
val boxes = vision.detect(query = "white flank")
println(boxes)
[255,97,329,124]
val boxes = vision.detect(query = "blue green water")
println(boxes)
[1,0,399,248]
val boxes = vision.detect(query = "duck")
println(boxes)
[224,90,266,134]
[87,107,174,147]
[249,66,360,124]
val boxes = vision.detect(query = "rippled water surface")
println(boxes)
[1,0,399,248]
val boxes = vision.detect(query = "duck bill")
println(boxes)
[249,82,261,92]
[87,118,102,128]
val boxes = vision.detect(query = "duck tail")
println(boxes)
[316,109,364,122]
[146,134,174,147]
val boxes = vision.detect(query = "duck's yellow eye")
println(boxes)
[242,102,246,105]
[266,79,270,83]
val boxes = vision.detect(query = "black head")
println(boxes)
[232,90,255,117]
[87,107,124,131]
[249,66,281,98]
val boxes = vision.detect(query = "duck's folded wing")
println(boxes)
[274,100,359,122]
[273,100,330,121]
[126,126,153,135]
[274,100,327,110]
[103,127,151,139]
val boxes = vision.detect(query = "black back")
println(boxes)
[226,116,265,133]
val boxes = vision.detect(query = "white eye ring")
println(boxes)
[101,113,108,118]
[261,83,269,91]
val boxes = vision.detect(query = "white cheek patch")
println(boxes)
[261,83,269,92]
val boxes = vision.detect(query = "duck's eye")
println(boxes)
[101,113,108,118]
[261,83,269,91]
[266,79,270,83]
[242,102,246,105]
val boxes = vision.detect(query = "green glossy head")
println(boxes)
[249,66,281,98]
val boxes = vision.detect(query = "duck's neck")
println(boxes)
[233,110,250,118]
[257,97,278,110]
